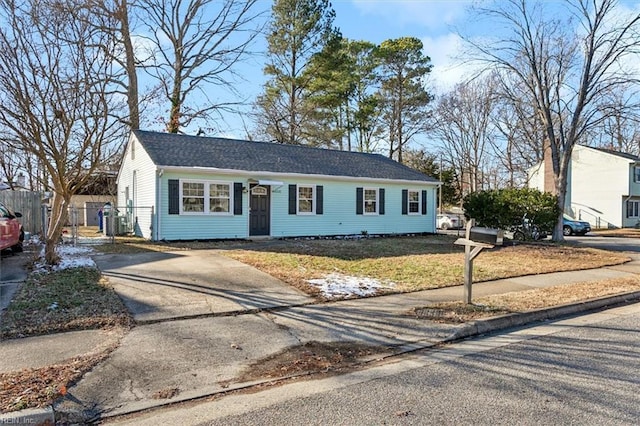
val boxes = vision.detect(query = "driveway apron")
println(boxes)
[93,250,314,322]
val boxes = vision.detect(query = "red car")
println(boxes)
[0,202,23,253]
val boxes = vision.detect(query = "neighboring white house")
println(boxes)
[529,144,640,228]
[117,130,440,240]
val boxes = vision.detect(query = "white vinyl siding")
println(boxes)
[116,134,157,239]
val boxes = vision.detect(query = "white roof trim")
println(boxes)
[155,165,439,186]
[258,179,285,186]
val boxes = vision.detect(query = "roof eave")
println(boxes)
[154,165,438,186]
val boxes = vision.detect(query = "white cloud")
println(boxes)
[351,0,469,30]
[422,33,471,93]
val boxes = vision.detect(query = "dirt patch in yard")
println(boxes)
[232,341,392,384]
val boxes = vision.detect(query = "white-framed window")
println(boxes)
[297,185,315,214]
[408,190,420,214]
[181,180,232,215]
[627,200,639,218]
[210,183,230,213]
[364,188,378,214]
[634,166,640,183]
[182,181,205,213]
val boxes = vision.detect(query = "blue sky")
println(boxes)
[186,0,640,140]
[211,0,474,138]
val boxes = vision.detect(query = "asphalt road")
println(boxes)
[567,234,640,252]
[108,302,640,426]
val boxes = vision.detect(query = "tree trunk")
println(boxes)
[119,0,139,129]
[44,192,70,265]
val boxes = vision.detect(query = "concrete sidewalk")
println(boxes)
[2,250,640,424]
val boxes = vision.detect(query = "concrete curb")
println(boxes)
[5,291,640,424]
[445,290,640,342]
[0,406,54,425]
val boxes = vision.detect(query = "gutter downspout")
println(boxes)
[156,168,163,241]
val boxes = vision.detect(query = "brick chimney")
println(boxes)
[543,138,556,195]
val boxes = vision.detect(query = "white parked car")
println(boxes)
[437,214,459,230]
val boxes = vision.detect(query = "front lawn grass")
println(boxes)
[0,267,131,339]
[218,236,630,298]
[414,275,640,323]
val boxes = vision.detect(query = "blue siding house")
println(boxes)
[117,130,439,241]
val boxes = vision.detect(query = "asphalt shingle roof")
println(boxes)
[589,145,640,161]
[133,130,437,183]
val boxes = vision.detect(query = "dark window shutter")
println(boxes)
[356,187,363,215]
[234,183,243,215]
[316,185,323,215]
[168,179,179,215]
[401,189,408,215]
[421,190,427,215]
[289,184,297,214]
[379,188,385,215]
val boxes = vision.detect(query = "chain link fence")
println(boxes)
[64,205,154,245]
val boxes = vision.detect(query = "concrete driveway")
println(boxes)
[0,250,30,313]
[93,250,314,323]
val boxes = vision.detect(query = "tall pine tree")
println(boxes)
[376,37,432,163]
[256,0,337,145]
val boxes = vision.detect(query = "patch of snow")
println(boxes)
[33,244,97,272]
[53,245,96,271]
[307,273,396,299]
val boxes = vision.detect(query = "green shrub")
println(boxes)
[462,188,559,231]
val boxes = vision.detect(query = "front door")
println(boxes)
[249,184,270,236]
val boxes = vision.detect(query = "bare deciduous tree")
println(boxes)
[491,77,548,187]
[587,90,640,155]
[139,0,262,133]
[468,0,640,240]
[431,76,496,198]
[0,0,123,264]
[86,0,142,130]
[0,134,22,188]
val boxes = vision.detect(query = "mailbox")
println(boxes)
[453,219,503,304]
[469,227,504,246]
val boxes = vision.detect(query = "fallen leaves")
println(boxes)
[235,341,391,383]
[0,336,122,413]
[151,387,180,400]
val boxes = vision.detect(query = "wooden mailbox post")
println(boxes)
[454,219,503,304]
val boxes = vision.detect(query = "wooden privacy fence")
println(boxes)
[0,191,44,235]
